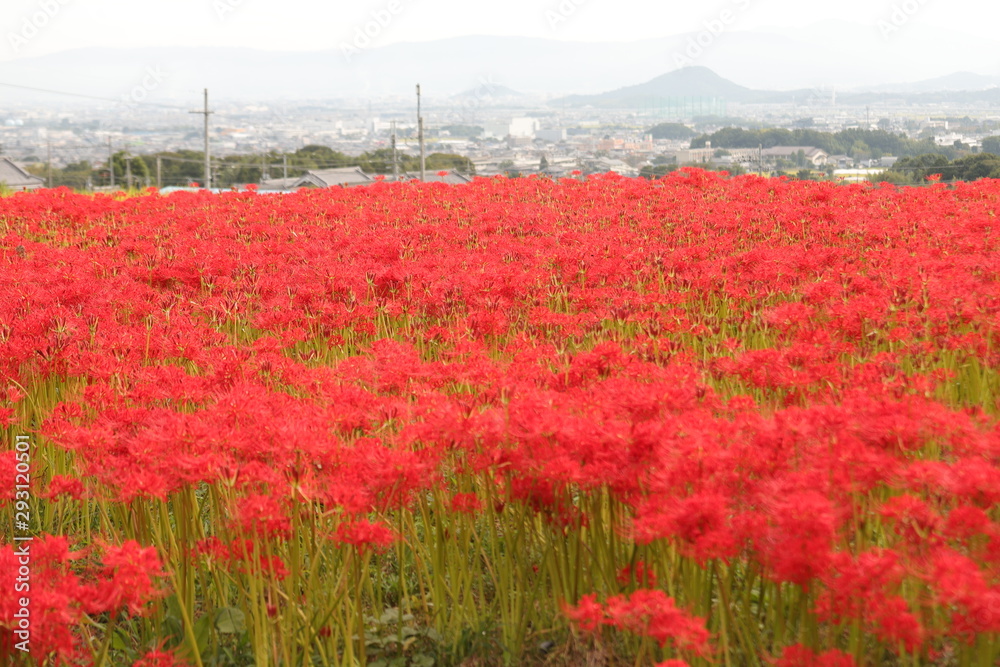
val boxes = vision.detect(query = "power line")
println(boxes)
[0,81,257,121]
[0,81,190,111]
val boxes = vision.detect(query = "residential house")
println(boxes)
[257,177,299,191]
[0,157,44,190]
[761,146,829,167]
[289,167,374,188]
[401,171,473,185]
[670,147,716,163]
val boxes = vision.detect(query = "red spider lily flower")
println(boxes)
[82,540,166,616]
[0,451,16,506]
[634,492,738,564]
[333,519,397,552]
[777,644,858,667]
[449,492,483,515]
[235,493,292,538]
[133,647,192,666]
[437,170,449,177]
[565,590,710,657]
[43,474,87,501]
[758,489,835,586]
[879,494,942,551]
[605,589,711,656]
[616,560,657,588]
[561,593,604,633]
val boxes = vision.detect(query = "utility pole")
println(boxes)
[47,140,52,188]
[125,154,132,190]
[190,88,213,188]
[416,84,425,182]
[156,155,162,189]
[391,120,399,181]
[282,155,288,184]
[108,137,115,189]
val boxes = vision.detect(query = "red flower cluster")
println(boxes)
[564,589,710,656]
[0,536,164,663]
[1,171,999,661]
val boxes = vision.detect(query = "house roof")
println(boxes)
[291,166,374,188]
[258,177,299,191]
[401,171,473,184]
[0,157,45,189]
[761,146,828,157]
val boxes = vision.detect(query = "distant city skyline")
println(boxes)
[0,0,992,63]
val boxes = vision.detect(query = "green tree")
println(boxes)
[112,152,150,188]
[885,153,949,182]
[689,126,965,161]
[424,153,475,174]
[981,136,1000,155]
[849,140,871,163]
[951,153,1000,180]
[647,123,696,140]
[440,125,483,138]
[293,145,352,170]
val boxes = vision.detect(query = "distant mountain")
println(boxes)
[550,65,1000,110]
[550,67,807,107]
[0,39,679,103]
[863,71,1000,93]
[4,29,1000,106]
[451,84,526,100]
[836,88,1000,106]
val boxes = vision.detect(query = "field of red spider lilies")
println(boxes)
[1,170,1000,666]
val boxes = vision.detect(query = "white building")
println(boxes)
[509,118,540,139]
[535,128,567,143]
[483,120,511,139]
[934,133,965,146]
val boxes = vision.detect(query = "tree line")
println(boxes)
[689,127,968,161]
[876,152,1000,184]
[26,145,476,190]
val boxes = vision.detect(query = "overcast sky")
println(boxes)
[0,0,991,63]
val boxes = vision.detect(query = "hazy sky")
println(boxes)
[0,0,990,62]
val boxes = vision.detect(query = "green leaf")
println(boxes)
[110,628,130,652]
[193,614,213,656]
[215,607,246,635]
[378,608,400,625]
[162,615,184,646]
